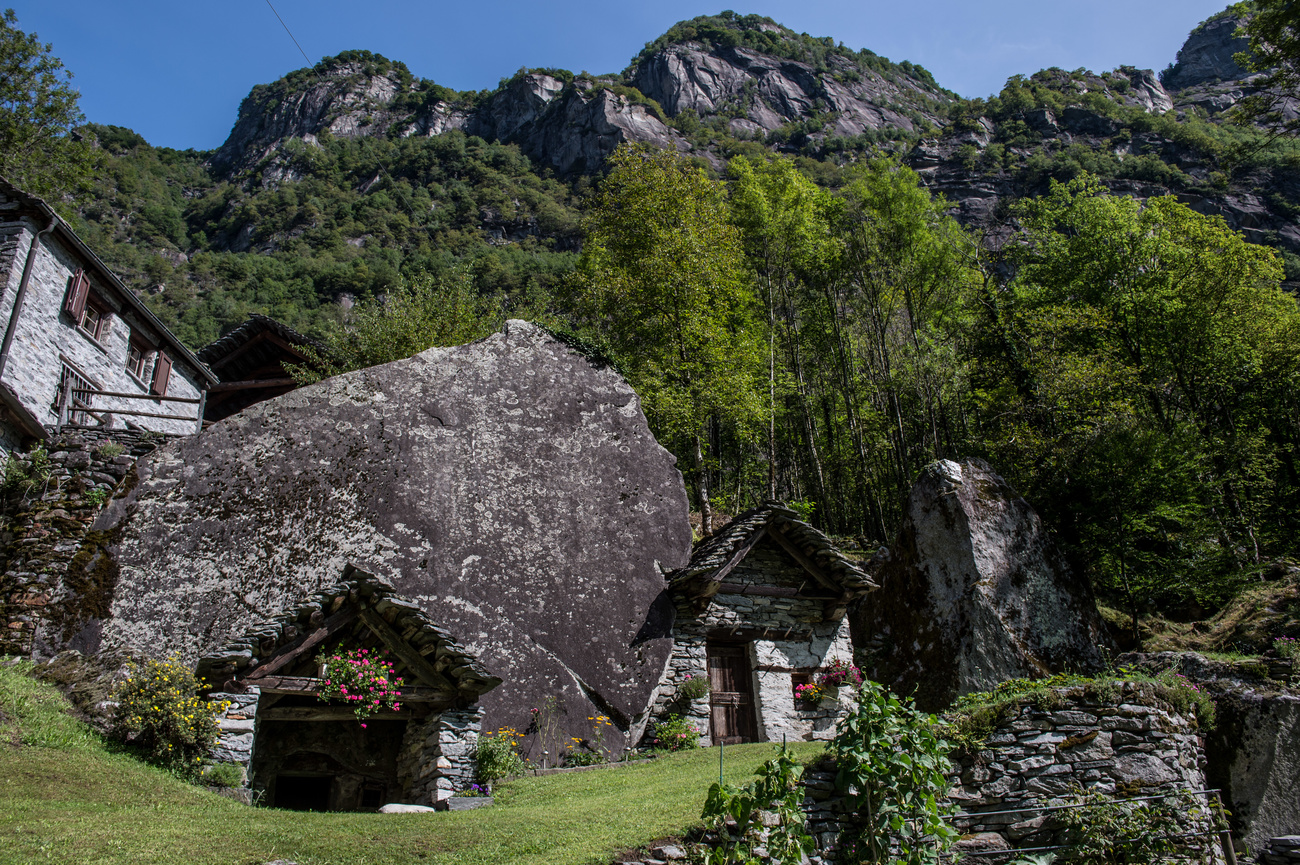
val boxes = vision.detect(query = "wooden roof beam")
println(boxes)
[358,606,457,692]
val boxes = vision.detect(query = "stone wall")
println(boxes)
[802,684,1221,861]
[396,706,483,807]
[651,540,855,747]
[0,429,173,656]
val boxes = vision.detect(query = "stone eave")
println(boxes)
[196,564,502,703]
[667,501,878,605]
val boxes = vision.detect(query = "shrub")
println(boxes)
[699,744,814,864]
[645,714,700,752]
[2,444,50,496]
[679,673,710,700]
[110,656,227,776]
[1057,788,1221,865]
[831,681,957,865]
[475,727,527,782]
[202,762,244,788]
[316,647,403,726]
[1275,636,1300,660]
[93,440,126,459]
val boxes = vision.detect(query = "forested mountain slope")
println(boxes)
[50,4,1300,636]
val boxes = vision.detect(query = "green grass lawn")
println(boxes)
[0,661,823,865]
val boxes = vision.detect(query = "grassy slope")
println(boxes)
[0,661,822,865]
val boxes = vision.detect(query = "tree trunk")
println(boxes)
[695,431,713,537]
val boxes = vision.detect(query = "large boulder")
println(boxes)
[1207,691,1300,851]
[40,321,692,751]
[853,458,1108,710]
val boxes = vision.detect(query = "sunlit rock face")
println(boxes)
[50,320,693,753]
[853,458,1109,711]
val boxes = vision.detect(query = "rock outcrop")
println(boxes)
[628,44,947,136]
[1162,11,1252,92]
[41,321,693,752]
[1209,693,1300,851]
[853,458,1109,710]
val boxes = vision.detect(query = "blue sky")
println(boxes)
[19,0,1232,152]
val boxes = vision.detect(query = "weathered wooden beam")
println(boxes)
[716,582,838,600]
[767,525,837,592]
[260,706,407,722]
[709,527,767,586]
[358,606,456,691]
[243,608,359,681]
[252,675,455,703]
[207,376,297,394]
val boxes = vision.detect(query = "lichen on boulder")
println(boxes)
[45,320,693,752]
[853,458,1109,710]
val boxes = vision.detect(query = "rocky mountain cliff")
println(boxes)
[208,14,951,181]
[69,4,1300,349]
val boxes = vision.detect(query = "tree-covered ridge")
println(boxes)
[626,11,947,94]
[72,123,581,348]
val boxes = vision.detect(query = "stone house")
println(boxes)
[196,313,322,424]
[197,565,501,811]
[650,503,877,747]
[0,180,213,454]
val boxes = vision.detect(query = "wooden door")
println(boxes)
[707,643,757,744]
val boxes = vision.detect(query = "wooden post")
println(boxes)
[56,377,71,430]
[194,388,207,434]
[1212,791,1237,865]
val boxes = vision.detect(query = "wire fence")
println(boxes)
[937,788,1235,865]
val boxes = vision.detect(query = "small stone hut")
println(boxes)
[198,565,500,811]
[650,503,877,746]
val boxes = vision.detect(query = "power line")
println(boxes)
[264,0,312,67]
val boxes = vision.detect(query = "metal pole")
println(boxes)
[719,740,724,785]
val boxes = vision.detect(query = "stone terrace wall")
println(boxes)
[0,429,174,656]
[803,684,1220,860]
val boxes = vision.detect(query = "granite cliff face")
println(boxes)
[1162,11,1252,92]
[44,321,693,752]
[628,43,947,137]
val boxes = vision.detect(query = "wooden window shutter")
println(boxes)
[151,351,172,396]
[64,270,90,319]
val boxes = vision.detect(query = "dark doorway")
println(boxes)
[275,774,333,811]
[707,642,758,744]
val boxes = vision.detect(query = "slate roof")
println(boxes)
[196,313,323,370]
[669,501,878,600]
[196,564,501,700]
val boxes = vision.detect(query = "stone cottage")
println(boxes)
[198,565,500,811]
[0,180,213,453]
[197,313,322,424]
[650,503,877,746]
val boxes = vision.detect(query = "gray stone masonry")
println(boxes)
[208,691,258,795]
[0,429,175,656]
[801,683,1222,862]
[397,706,483,807]
[0,214,205,448]
[651,540,854,748]
[1261,836,1300,865]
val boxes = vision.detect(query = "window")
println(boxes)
[63,269,111,343]
[127,339,151,382]
[79,302,107,340]
[151,351,172,397]
[57,363,97,426]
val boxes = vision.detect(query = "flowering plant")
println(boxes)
[794,682,826,703]
[679,673,710,701]
[111,656,228,776]
[1275,636,1300,660]
[817,658,864,689]
[316,647,403,726]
